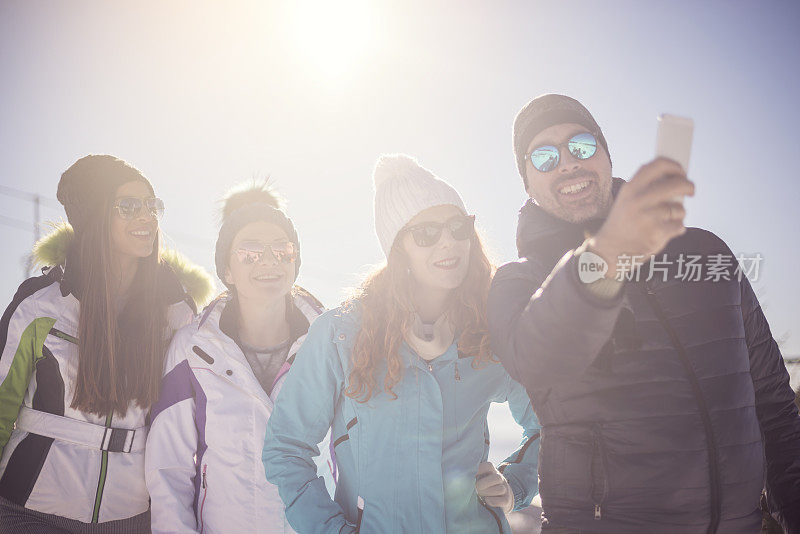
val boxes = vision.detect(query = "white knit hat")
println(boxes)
[373,154,467,257]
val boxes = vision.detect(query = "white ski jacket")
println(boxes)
[0,233,211,524]
[145,290,332,534]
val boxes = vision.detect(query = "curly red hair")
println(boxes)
[344,230,496,402]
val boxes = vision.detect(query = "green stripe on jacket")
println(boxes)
[0,317,57,455]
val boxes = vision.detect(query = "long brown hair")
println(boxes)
[344,230,495,402]
[69,190,167,417]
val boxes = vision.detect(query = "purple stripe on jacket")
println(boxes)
[151,359,210,517]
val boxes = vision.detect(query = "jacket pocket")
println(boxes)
[539,429,593,504]
[199,464,208,534]
[333,417,358,450]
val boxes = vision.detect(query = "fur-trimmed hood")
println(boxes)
[32,223,215,309]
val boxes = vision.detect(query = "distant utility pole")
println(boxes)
[26,194,41,276]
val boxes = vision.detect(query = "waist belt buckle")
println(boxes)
[101,427,134,453]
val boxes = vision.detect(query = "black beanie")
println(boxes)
[214,184,300,288]
[57,155,154,234]
[513,94,611,188]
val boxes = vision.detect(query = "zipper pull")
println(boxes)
[594,503,602,520]
[428,362,433,372]
[454,361,461,381]
[202,465,207,489]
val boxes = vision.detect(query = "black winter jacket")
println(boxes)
[488,183,800,534]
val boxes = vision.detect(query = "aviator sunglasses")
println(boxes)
[113,197,165,220]
[528,132,598,172]
[404,214,476,247]
[233,241,297,265]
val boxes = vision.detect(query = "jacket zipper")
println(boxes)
[49,327,78,345]
[641,282,721,534]
[199,464,208,534]
[590,428,608,521]
[91,412,113,523]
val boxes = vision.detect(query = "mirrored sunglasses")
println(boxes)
[529,132,598,172]
[233,241,297,265]
[113,197,165,220]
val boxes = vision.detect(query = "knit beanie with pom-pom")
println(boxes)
[214,182,300,287]
[372,154,467,258]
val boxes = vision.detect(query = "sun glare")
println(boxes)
[289,0,377,81]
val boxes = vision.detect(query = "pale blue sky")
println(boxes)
[2,0,798,364]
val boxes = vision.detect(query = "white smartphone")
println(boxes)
[656,114,694,171]
[656,114,694,202]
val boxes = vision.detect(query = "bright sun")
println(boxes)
[288,0,377,81]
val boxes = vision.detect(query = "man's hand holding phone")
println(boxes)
[587,114,696,280]
[589,159,694,279]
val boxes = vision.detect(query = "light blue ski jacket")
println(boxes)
[262,305,540,534]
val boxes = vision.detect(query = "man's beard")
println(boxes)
[546,169,613,224]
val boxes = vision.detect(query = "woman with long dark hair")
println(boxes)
[263,154,540,533]
[145,183,331,533]
[0,155,211,531]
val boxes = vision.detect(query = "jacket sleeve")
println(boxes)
[497,375,541,511]
[740,273,800,530]
[145,330,202,534]
[263,314,355,534]
[488,247,623,391]
[0,280,50,458]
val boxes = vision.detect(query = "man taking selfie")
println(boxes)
[488,94,800,533]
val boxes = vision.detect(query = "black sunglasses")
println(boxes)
[404,214,475,247]
[113,197,165,220]
[528,132,598,172]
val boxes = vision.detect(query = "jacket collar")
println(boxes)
[333,301,464,372]
[400,341,460,371]
[193,290,323,405]
[516,176,626,266]
[214,287,322,363]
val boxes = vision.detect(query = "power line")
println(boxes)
[0,185,61,209]
[1,185,214,245]
[0,215,33,232]
[2,184,216,277]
